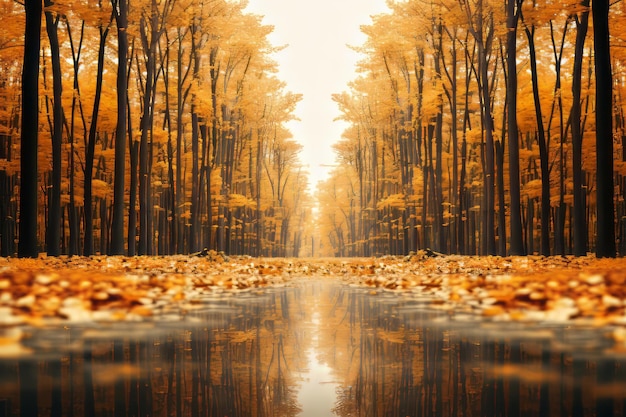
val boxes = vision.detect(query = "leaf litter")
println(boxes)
[0,251,625,350]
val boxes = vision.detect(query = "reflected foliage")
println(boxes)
[0,288,307,417]
[326,286,626,417]
[1,282,625,416]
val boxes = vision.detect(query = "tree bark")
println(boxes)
[507,0,525,255]
[110,0,129,255]
[83,21,111,256]
[593,0,616,257]
[571,5,589,256]
[44,1,62,256]
[19,0,42,258]
[525,26,551,256]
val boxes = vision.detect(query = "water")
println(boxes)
[1,279,625,416]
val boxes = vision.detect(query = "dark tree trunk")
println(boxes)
[190,110,200,252]
[507,0,525,255]
[137,0,168,255]
[44,1,62,256]
[65,19,85,257]
[83,21,111,256]
[571,2,589,256]
[128,135,138,256]
[471,1,496,255]
[496,140,506,256]
[110,0,129,255]
[443,32,459,254]
[593,0,616,257]
[19,0,42,258]
[525,26,551,256]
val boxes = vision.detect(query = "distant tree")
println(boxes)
[593,0,616,257]
[18,0,42,258]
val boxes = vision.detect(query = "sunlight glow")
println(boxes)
[244,0,390,189]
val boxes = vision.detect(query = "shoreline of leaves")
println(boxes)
[0,254,624,328]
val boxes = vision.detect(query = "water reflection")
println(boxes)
[1,280,625,416]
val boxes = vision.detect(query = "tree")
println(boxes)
[137,0,175,255]
[593,0,615,257]
[507,0,525,255]
[523,11,552,256]
[83,4,113,256]
[44,0,63,256]
[109,0,129,255]
[571,0,590,256]
[462,0,497,255]
[18,0,42,258]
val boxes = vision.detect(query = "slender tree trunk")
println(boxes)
[65,19,85,257]
[161,39,176,255]
[190,110,200,252]
[175,27,191,253]
[525,26,551,256]
[593,0,616,257]
[44,2,62,256]
[468,0,496,255]
[110,0,129,255]
[507,0,525,255]
[443,32,459,254]
[84,22,111,256]
[571,4,589,256]
[128,131,138,255]
[496,140,506,256]
[433,24,446,253]
[138,0,163,255]
[18,0,42,258]
[547,20,569,256]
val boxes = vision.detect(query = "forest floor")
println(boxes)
[1,252,626,336]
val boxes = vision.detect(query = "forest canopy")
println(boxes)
[316,0,626,257]
[2,0,312,257]
[2,0,625,258]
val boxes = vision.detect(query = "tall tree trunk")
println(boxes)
[593,0,616,257]
[110,0,129,255]
[44,2,62,256]
[65,19,85,257]
[175,27,191,253]
[433,23,445,253]
[18,0,42,258]
[128,90,138,256]
[161,37,175,255]
[496,140,506,256]
[138,1,159,255]
[571,3,589,256]
[84,21,111,256]
[466,0,496,255]
[190,110,200,252]
[525,26,551,256]
[549,20,569,256]
[507,0,525,255]
[443,31,459,254]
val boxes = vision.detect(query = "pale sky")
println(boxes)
[244,0,389,189]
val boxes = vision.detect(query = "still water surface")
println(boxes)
[1,279,625,416]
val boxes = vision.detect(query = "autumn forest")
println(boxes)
[1,0,625,258]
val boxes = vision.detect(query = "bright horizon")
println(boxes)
[244,0,389,190]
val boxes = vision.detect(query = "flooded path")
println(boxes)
[1,278,626,416]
